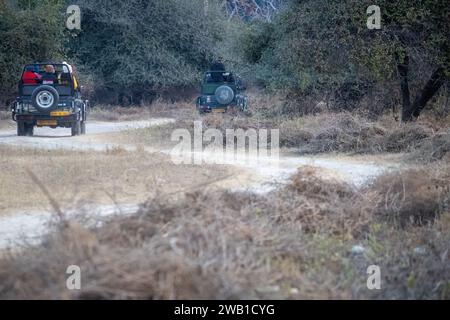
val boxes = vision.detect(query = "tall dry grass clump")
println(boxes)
[0,169,363,299]
[369,166,450,227]
[0,153,449,299]
[172,93,447,159]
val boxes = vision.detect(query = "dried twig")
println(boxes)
[26,168,65,221]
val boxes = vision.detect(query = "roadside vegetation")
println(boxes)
[0,165,448,299]
[1,0,448,118]
[89,101,196,122]
[0,111,12,130]
[0,145,235,215]
[0,0,449,301]
[237,0,449,122]
[100,93,450,164]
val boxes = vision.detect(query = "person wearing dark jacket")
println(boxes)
[41,65,57,85]
[210,57,225,71]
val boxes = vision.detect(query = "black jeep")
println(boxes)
[11,63,89,136]
[196,71,249,114]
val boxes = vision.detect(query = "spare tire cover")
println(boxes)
[215,85,234,105]
[31,85,59,112]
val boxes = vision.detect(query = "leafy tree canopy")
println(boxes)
[70,0,225,93]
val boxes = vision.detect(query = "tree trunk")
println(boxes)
[411,67,446,119]
[395,52,413,122]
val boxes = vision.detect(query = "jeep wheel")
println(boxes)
[71,121,81,136]
[31,85,59,113]
[25,124,34,136]
[17,121,26,136]
[80,121,86,135]
[215,85,235,105]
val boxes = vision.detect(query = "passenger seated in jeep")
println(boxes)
[210,57,225,72]
[206,71,234,83]
[58,65,72,86]
[70,64,80,92]
[41,65,57,85]
[22,65,42,84]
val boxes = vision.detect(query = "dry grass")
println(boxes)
[103,111,276,150]
[1,94,449,299]
[104,120,189,149]
[3,91,448,160]
[191,98,449,161]
[186,92,450,159]
[102,93,448,163]
[278,113,439,154]
[85,93,449,162]
[410,131,450,162]
[0,164,448,300]
[0,145,234,214]
[369,165,450,227]
[0,111,14,130]
[262,93,449,158]
[0,110,9,120]
[89,100,196,122]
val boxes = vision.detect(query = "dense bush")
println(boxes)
[0,0,228,105]
[0,0,448,113]
[69,0,226,105]
[0,0,66,101]
[1,165,449,299]
[239,0,449,119]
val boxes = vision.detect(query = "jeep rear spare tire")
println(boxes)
[31,85,59,112]
[215,85,234,105]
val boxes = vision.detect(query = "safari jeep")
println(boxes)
[11,63,89,136]
[196,71,249,114]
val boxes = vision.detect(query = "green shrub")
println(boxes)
[0,0,66,101]
[69,0,226,104]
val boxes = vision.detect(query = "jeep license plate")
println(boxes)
[37,120,57,126]
[212,108,226,113]
[50,111,71,117]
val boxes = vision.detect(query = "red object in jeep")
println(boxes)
[22,71,42,84]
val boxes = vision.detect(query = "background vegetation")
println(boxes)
[0,0,449,301]
[0,0,448,119]
[0,0,66,100]
[238,0,449,120]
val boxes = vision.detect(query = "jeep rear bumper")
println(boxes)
[198,104,229,112]
[196,98,236,112]
[13,113,80,128]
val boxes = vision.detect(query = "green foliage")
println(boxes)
[0,0,66,95]
[239,0,449,112]
[70,0,226,94]
[0,0,447,109]
[241,0,368,95]
[240,22,274,64]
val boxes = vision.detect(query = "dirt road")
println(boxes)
[0,118,396,188]
[0,119,175,151]
[0,118,399,249]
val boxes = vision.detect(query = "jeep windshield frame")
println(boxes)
[203,71,235,84]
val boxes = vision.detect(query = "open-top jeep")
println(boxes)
[196,71,248,114]
[11,62,89,136]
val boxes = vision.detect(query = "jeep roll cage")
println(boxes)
[203,71,236,84]
[19,63,77,91]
